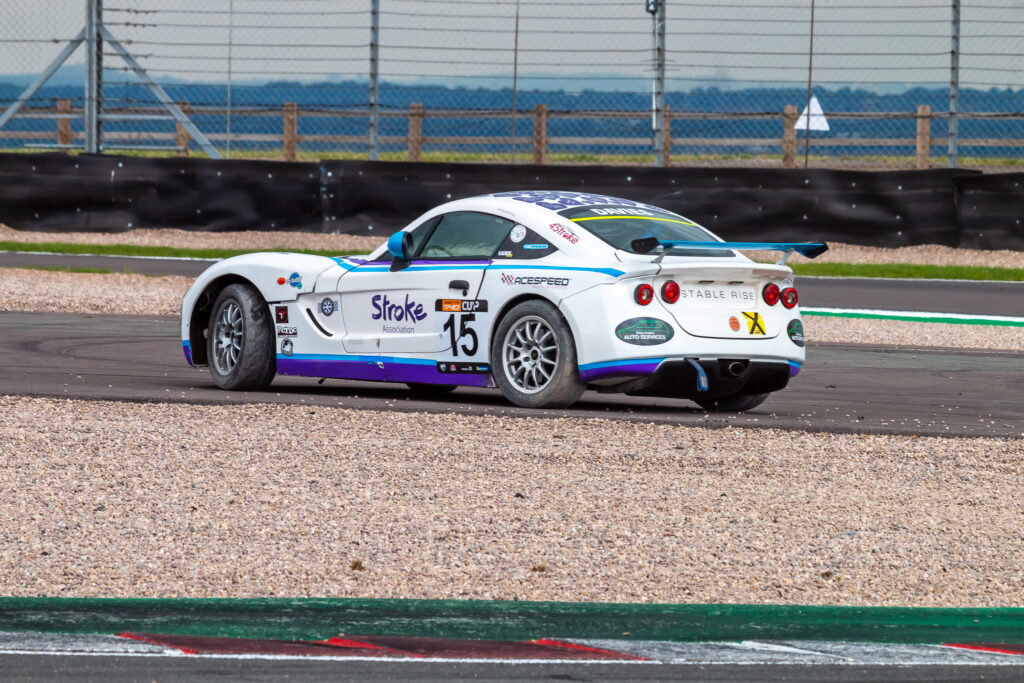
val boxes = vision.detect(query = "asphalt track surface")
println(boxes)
[2,652,1023,682]
[1,311,1021,437]
[3,250,1024,317]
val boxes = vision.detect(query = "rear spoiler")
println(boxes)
[630,238,829,265]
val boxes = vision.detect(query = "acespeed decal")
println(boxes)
[802,307,1024,327]
[498,264,625,277]
[501,273,571,288]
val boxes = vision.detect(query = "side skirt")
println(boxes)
[277,353,495,388]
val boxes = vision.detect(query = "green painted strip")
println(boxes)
[803,310,1024,327]
[1,598,1023,644]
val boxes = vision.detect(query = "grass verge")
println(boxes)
[0,241,365,261]
[1,597,1023,643]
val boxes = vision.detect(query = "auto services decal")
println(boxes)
[615,317,674,345]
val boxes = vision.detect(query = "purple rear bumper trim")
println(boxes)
[277,356,493,388]
[578,361,663,383]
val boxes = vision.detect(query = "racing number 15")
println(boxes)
[443,314,478,356]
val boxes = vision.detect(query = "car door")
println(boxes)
[339,211,515,355]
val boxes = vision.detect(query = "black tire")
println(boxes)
[406,382,457,396]
[696,392,770,412]
[490,300,584,408]
[207,283,276,390]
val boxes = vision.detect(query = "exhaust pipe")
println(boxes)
[725,361,747,377]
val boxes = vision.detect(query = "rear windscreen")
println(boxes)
[559,205,732,257]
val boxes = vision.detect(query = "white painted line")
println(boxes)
[572,639,1024,666]
[804,307,1024,323]
[0,649,656,664]
[729,640,852,660]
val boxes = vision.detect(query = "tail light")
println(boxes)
[762,283,781,306]
[661,280,680,304]
[634,283,654,305]
[781,287,798,309]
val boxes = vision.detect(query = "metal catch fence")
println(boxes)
[1,1,1022,170]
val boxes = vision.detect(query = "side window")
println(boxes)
[378,216,439,262]
[417,212,514,259]
[408,216,440,256]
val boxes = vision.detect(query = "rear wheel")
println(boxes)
[207,283,276,390]
[696,392,769,412]
[491,300,584,408]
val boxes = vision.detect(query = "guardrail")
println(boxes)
[4,101,1024,169]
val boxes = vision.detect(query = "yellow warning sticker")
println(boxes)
[743,311,766,335]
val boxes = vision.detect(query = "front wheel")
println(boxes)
[207,283,276,390]
[695,392,769,412]
[491,300,584,408]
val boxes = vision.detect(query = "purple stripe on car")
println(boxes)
[277,357,493,388]
[578,361,662,383]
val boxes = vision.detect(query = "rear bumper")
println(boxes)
[582,358,796,400]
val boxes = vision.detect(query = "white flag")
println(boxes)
[795,95,829,131]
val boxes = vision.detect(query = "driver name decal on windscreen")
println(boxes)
[492,190,659,212]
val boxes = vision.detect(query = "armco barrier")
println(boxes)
[1,152,1021,250]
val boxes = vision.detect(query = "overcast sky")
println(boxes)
[2,1,1022,92]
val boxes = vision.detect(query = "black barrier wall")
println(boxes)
[1,152,1021,250]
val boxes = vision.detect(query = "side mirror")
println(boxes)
[387,231,414,260]
[387,231,414,271]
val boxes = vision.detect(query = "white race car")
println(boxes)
[181,191,826,411]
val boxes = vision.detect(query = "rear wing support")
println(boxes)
[630,238,829,265]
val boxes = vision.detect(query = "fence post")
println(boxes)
[175,101,190,157]
[57,99,71,152]
[782,105,798,168]
[663,104,671,166]
[916,104,932,170]
[408,103,423,162]
[533,103,548,164]
[283,102,297,162]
